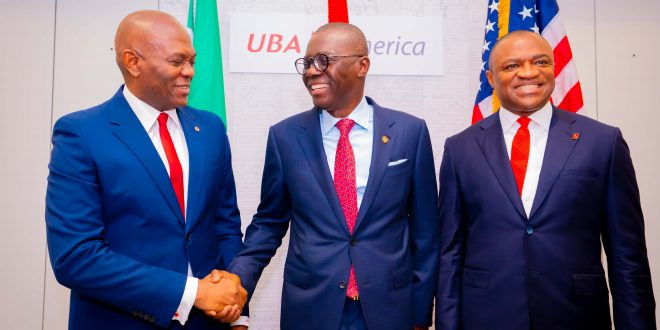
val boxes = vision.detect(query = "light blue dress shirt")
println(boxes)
[320,97,374,209]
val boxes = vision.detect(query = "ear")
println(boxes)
[357,56,370,78]
[121,49,141,78]
[485,69,495,88]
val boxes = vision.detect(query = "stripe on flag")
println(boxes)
[187,0,228,124]
[328,0,349,23]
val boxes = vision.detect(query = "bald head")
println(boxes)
[311,23,369,56]
[302,23,370,118]
[114,10,190,76]
[114,10,195,111]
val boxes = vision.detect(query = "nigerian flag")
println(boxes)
[187,0,227,124]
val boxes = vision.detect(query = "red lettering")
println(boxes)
[267,34,283,52]
[283,35,300,53]
[247,33,265,52]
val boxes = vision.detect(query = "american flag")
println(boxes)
[472,0,584,124]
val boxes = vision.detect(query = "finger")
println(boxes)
[219,305,240,323]
[209,269,224,283]
[213,305,234,320]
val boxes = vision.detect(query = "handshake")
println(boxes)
[194,270,248,323]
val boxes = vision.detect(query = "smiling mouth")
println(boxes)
[515,84,543,92]
[309,83,329,95]
[174,85,190,92]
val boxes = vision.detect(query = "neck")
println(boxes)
[326,97,363,118]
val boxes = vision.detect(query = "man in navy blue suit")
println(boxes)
[46,10,247,329]
[436,30,655,329]
[228,23,439,330]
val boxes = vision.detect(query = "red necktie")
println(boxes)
[334,118,359,300]
[157,113,185,218]
[510,116,531,196]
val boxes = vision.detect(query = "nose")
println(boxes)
[517,62,539,78]
[305,64,322,78]
[181,62,194,78]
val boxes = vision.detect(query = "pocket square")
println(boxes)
[387,159,408,166]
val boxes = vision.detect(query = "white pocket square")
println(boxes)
[387,159,408,166]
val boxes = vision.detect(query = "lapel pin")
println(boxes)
[381,135,390,144]
[571,132,580,140]
[194,126,200,132]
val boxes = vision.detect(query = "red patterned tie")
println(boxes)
[511,116,531,196]
[334,118,359,300]
[157,113,185,218]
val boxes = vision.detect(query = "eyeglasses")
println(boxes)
[294,53,365,75]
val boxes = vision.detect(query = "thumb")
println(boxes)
[209,269,224,283]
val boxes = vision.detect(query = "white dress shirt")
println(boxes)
[320,96,374,209]
[499,102,553,217]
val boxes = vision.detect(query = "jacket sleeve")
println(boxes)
[228,126,292,299]
[408,121,441,327]
[212,117,244,270]
[602,128,656,328]
[436,138,467,330]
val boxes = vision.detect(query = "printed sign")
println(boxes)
[229,14,443,76]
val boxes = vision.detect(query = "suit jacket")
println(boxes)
[46,87,243,330]
[436,107,655,330]
[228,97,439,330]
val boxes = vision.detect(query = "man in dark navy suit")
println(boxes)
[436,30,655,330]
[229,23,439,330]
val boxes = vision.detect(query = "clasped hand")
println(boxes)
[194,270,248,323]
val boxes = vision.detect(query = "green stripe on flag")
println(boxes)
[187,0,227,124]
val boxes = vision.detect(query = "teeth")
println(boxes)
[311,84,329,90]
[516,84,541,91]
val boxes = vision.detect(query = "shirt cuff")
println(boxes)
[172,276,198,325]
[231,316,250,327]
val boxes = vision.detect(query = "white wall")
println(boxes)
[1,0,658,329]
[594,0,660,264]
[0,1,55,329]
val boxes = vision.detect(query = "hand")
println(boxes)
[209,269,243,286]
[194,270,248,322]
[207,304,241,323]
[208,270,247,305]
[205,270,248,323]
[231,326,248,330]
[414,327,429,330]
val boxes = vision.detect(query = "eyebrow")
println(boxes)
[502,54,552,63]
[166,52,196,58]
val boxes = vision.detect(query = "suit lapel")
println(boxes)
[354,100,394,232]
[476,114,527,220]
[178,108,204,230]
[108,88,185,225]
[529,108,578,218]
[296,109,350,234]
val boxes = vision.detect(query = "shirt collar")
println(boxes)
[499,101,553,133]
[122,86,181,132]
[320,96,371,135]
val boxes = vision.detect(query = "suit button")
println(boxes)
[350,238,358,247]
[339,281,347,289]
[525,225,534,235]
[186,233,191,241]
